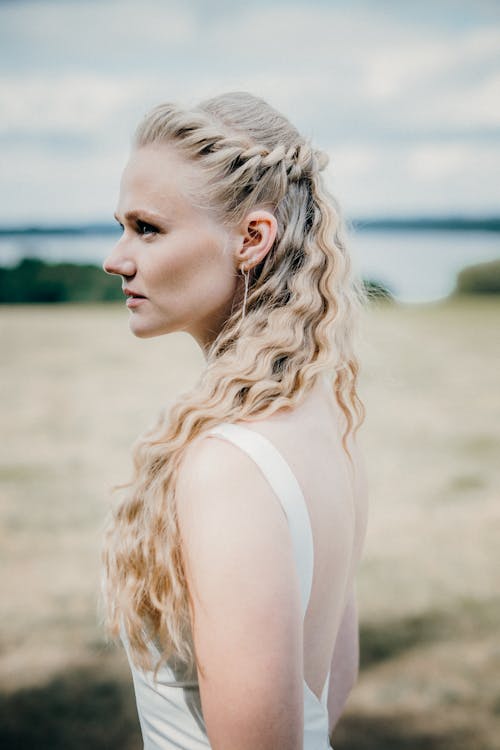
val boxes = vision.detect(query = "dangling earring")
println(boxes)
[241,265,249,321]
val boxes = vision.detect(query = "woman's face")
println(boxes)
[103,144,241,349]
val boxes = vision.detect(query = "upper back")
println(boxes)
[123,372,369,750]
[205,372,369,703]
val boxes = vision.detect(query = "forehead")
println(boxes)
[118,143,210,217]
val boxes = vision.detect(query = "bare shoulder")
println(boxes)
[175,429,279,528]
[175,429,292,572]
[176,429,252,507]
[176,426,288,575]
[174,430,305,747]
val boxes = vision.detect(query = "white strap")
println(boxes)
[205,422,314,618]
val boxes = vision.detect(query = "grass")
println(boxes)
[0,297,499,749]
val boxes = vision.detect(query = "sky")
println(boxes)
[0,0,499,225]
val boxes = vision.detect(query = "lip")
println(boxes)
[123,286,146,298]
[122,287,147,308]
[126,296,147,308]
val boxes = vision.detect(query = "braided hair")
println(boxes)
[102,91,367,674]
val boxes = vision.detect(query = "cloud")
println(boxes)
[328,145,380,177]
[328,139,500,217]
[408,144,470,181]
[0,140,124,223]
[444,71,500,128]
[0,74,140,137]
[0,0,498,221]
[0,0,198,70]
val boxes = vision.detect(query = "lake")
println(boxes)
[0,229,498,304]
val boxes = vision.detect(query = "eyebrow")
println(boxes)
[114,209,165,224]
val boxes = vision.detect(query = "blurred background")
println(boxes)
[0,1,499,748]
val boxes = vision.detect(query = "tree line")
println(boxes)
[0,256,498,304]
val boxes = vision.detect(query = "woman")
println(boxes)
[102,91,369,750]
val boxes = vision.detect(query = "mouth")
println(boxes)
[123,288,148,308]
[126,296,147,309]
[123,287,147,300]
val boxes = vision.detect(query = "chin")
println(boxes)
[131,329,157,339]
[129,320,174,339]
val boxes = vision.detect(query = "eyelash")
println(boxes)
[115,218,159,237]
[136,220,158,236]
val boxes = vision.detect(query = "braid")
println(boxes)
[135,100,329,208]
[104,91,367,676]
[240,141,330,183]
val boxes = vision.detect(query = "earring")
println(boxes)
[240,265,249,321]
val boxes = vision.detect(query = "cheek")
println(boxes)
[152,233,232,306]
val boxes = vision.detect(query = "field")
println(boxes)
[0,297,499,749]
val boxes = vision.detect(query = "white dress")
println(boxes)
[122,421,333,749]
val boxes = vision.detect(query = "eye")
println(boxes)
[115,218,124,233]
[136,219,158,236]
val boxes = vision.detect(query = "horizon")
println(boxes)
[1,219,498,304]
[1,214,500,236]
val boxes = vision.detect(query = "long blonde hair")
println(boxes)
[102,91,367,676]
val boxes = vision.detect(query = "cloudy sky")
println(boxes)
[1,0,499,225]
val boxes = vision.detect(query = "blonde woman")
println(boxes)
[102,91,369,750]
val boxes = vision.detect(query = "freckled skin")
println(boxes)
[103,144,271,350]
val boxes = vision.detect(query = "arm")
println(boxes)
[176,436,305,750]
[327,584,359,735]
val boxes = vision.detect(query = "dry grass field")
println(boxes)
[0,297,499,749]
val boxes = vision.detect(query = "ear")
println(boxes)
[235,209,278,272]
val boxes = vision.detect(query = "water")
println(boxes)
[0,230,498,304]
[350,230,500,303]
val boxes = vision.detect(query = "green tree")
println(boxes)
[0,258,123,303]
[453,259,500,296]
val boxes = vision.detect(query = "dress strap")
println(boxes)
[205,422,314,618]
[321,667,331,706]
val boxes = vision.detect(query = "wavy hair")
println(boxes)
[102,91,368,677]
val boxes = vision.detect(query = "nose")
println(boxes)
[102,239,137,278]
